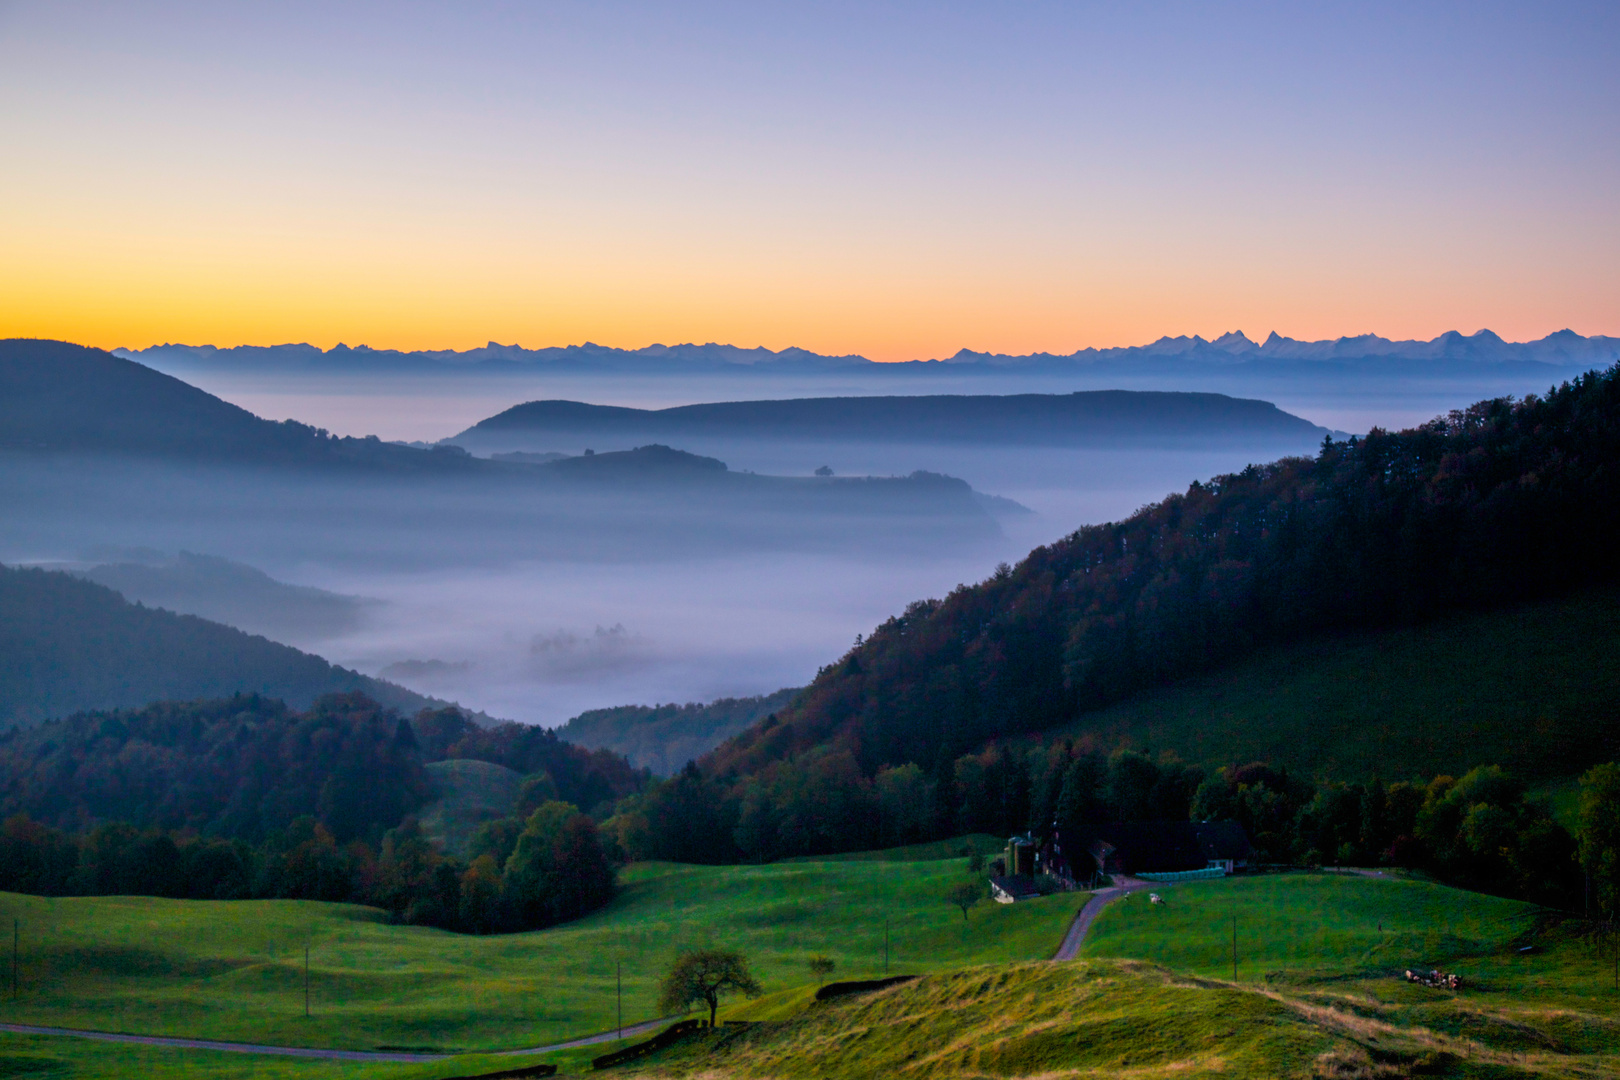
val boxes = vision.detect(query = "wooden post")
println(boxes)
[1231,913,1237,982]
[304,944,310,1018]
[884,917,889,975]
[616,960,622,1041]
[11,918,17,998]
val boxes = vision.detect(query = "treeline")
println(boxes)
[709,365,1620,781]
[0,692,644,840]
[0,803,613,934]
[607,742,1584,908]
[554,688,801,775]
[0,691,643,932]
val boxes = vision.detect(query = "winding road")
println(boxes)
[1052,876,1159,961]
[3,877,1167,1062]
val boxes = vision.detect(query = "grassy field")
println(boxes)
[622,873,1620,1079]
[1051,587,1620,785]
[8,860,1620,1077]
[0,849,1076,1058]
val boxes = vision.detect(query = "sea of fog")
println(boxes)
[22,360,1575,727]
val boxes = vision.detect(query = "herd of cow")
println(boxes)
[1403,968,1464,990]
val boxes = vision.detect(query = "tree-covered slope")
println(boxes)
[0,693,643,842]
[0,563,429,727]
[554,687,800,775]
[707,365,1620,781]
[1038,587,1620,786]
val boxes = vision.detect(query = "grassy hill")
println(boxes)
[0,847,1075,1054]
[0,563,432,728]
[3,859,1619,1077]
[1044,586,1620,784]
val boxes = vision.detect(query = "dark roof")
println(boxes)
[989,874,1041,899]
[1079,821,1251,874]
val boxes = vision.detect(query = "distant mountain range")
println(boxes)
[115,328,1620,373]
[451,391,1332,453]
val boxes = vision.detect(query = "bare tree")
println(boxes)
[807,955,835,984]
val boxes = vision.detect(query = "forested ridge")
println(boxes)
[0,692,643,933]
[585,367,1620,905]
[709,364,1620,780]
[0,564,429,727]
[556,688,801,775]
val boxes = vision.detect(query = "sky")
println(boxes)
[2,1,1617,361]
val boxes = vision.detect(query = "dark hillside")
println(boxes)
[454,390,1329,450]
[0,338,479,470]
[706,365,1620,781]
[0,692,430,842]
[1037,587,1620,785]
[0,564,430,728]
[555,688,801,775]
[0,693,644,840]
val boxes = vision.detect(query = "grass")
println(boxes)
[622,874,1620,1079]
[623,960,1417,1079]
[8,857,1620,1077]
[1051,587,1620,785]
[782,833,1005,863]
[0,847,1076,1058]
[1081,873,1539,984]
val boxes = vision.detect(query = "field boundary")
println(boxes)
[0,1015,675,1063]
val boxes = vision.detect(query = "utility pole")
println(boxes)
[304,944,310,1018]
[1231,913,1237,982]
[11,918,17,999]
[616,961,622,1041]
[884,918,889,975]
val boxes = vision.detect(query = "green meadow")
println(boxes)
[0,850,1075,1056]
[7,859,1620,1077]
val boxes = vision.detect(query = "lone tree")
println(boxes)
[946,881,982,920]
[806,955,835,984]
[1578,762,1620,920]
[658,949,762,1028]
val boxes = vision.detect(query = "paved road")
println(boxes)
[1052,876,1160,961]
[0,1015,674,1063]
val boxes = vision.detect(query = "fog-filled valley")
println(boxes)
[6,338,1613,738]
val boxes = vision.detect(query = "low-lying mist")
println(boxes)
[0,432,1323,726]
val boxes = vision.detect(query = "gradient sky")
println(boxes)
[2,1,1616,360]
